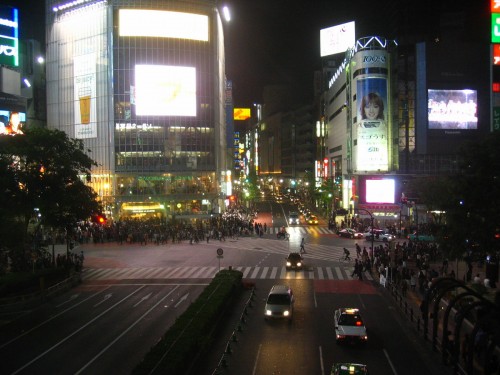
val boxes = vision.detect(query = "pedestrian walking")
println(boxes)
[300,238,306,253]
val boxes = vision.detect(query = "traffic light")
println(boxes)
[92,213,107,225]
[228,195,236,203]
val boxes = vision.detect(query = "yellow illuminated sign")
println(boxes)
[234,108,251,120]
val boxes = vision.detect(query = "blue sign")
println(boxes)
[0,6,19,67]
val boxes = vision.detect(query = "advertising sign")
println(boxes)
[119,9,209,42]
[73,53,97,139]
[428,89,477,130]
[135,65,196,117]
[0,109,25,135]
[320,21,355,57]
[234,108,251,120]
[492,14,500,43]
[356,77,389,172]
[0,6,19,67]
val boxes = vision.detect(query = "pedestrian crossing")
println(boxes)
[81,265,374,282]
[266,226,336,235]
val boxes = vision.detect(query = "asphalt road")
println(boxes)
[0,199,454,375]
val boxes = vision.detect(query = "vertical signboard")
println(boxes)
[356,77,389,171]
[0,6,19,68]
[73,53,97,139]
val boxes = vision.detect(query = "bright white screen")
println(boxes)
[366,179,395,203]
[135,65,196,117]
[428,89,477,130]
[119,9,209,41]
[320,21,355,57]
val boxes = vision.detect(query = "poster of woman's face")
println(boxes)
[0,110,25,135]
[357,78,388,128]
[356,78,389,172]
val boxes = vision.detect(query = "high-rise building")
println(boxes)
[45,0,228,221]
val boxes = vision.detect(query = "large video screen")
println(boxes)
[135,65,197,117]
[428,89,477,130]
[0,109,25,135]
[365,179,395,203]
[119,9,209,42]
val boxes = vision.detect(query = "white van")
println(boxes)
[264,285,294,320]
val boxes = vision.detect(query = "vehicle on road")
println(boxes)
[363,229,394,242]
[338,228,364,239]
[306,215,319,225]
[285,252,304,270]
[334,307,368,344]
[407,232,435,242]
[289,211,300,225]
[331,363,369,375]
[264,285,294,320]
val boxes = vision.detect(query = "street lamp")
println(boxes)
[355,208,374,266]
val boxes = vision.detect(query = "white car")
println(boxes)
[264,285,294,320]
[334,308,368,344]
[363,229,394,242]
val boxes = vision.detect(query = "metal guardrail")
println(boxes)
[211,287,256,375]
[0,272,81,312]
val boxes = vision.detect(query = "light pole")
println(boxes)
[355,208,374,266]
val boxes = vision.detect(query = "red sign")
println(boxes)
[492,0,500,13]
[358,203,400,211]
[494,45,500,64]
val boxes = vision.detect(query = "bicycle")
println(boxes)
[338,254,352,263]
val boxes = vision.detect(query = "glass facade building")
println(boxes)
[45,0,227,220]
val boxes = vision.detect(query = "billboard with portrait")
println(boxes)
[0,109,25,135]
[356,77,389,171]
[427,89,477,130]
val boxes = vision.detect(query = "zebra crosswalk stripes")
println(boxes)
[81,266,373,282]
[267,226,336,235]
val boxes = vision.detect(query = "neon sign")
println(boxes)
[0,6,19,67]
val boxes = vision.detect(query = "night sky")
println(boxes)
[7,0,465,108]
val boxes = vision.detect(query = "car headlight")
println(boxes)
[265,310,272,316]
[296,262,302,267]
[283,310,290,316]
[286,261,291,266]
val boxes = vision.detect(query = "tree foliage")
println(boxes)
[407,133,500,260]
[443,132,500,259]
[0,127,100,256]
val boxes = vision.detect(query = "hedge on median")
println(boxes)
[132,269,243,375]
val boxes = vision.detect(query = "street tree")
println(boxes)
[442,132,500,261]
[0,127,100,270]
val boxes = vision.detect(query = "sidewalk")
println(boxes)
[382,256,498,375]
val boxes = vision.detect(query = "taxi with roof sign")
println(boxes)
[330,362,369,375]
[334,307,368,344]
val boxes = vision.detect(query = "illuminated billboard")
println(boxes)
[234,108,251,120]
[135,65,197,117]
[320,21,355,57]
[428,89,477,130]
[365,179,395,204]
[119,9,209,41]
[356,77,389,172]
[73,53,97,139]
[0,109,25,135]
[493,14,500,43]
[0,6,19,67]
